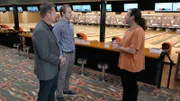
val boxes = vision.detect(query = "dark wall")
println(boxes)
[109,1,138,13]
[0,0,179,12]
[155,0,178,2]
[138,0,155,10]
[110,0,179,12]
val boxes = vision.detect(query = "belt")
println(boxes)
[63,51,74,54]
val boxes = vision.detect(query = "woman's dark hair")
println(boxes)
[130,8,147,31]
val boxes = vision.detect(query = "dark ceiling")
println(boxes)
[0,0,135,5]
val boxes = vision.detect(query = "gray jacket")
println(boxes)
[32,20,60,80]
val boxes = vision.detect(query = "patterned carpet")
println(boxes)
[0,45,180,101]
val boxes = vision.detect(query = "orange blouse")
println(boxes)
[118,26,145,72]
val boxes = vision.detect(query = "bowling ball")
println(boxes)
[158,8,162,10]
[177,8,180,11]
[162,8,165,10]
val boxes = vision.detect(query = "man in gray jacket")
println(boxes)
[32,3,65,101]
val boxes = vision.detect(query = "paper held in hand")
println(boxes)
[149,48,163,54]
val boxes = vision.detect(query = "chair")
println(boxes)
[24,46,31,59]
[98,63,108,82]
[76,33,87,40]
[13,43,21,56]
[112,36,122,44]
[1,24,10,29]
[77,58,87,76]
[30,28,35,32]
[19,27,23,32]
[162,42,172,55]
[13,26,24,32]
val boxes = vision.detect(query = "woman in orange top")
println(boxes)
[113,8,146,101]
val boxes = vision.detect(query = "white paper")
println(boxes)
[81,40,90,45]
[104,43,110,48]
[75,39,82,44]
[149,48,163,54]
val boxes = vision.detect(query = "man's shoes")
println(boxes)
[56,97,65,101]
[63,90,76,96]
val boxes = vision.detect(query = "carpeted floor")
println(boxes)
[0,45,180,101]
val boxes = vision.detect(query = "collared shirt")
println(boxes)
[53,18,75,55]
[41,20,53,32]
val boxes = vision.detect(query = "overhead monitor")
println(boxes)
[81,5,91,12]
[100,4,112,11]
[72,5,81,12]
[9,7,13,11]
[56,5,62,11]
[27,6,39,12]
[124,3,138,11]
[155,3,172,12]
[9,7,23,12]
[106,4,112,11]
[0,7,6,12]
[18,7,23,12]
[173,2,180,11]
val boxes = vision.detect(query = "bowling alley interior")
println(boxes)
[0,0,180,101]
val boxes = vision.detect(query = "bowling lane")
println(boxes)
[74,25,128,41]
[87,36,99,41]
[145,32,174,44]
[88,31,127,42]
[88,32,126,42]
[74,25,100,37]
[144,31,167,48]
[145,31,165,39]
[155,34,180,47]
[172,40,180,48]
[105,29,127,38]
[74,25,100,34]
[105,30,165,42]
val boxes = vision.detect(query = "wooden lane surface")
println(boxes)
[155,32,180,47]
[105,30,166,43]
